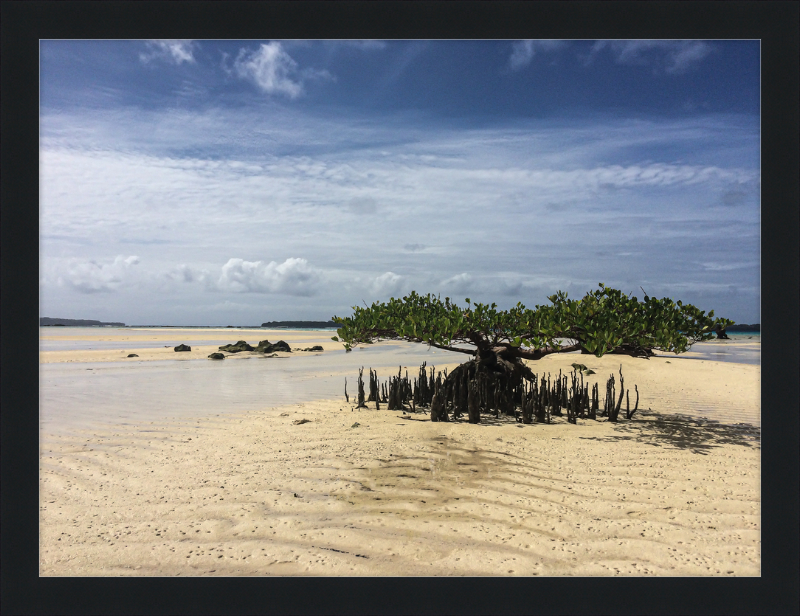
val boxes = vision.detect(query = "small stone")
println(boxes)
[351,422,360,428]
[279,412,290,417]
[174,344,191,352]
[127,354,139,358]
[292,418,311,425]
[207,353,225,360]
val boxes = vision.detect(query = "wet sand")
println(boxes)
[39,330,760,576]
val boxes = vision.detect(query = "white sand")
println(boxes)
[39,330,760,576]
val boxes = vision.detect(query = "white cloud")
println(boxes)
[601,41,713,74]
[216,257,321,296]
[60,255,140,294]
[509,40,567,70]
[234,43,303,97]
[371,272,404,297]
[139,40,197,65]
[233,42,332,98]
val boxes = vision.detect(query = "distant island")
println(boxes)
[41,317,126,327]
[261,320,338,328]
[725,323,760,332]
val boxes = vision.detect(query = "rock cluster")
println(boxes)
[255,340,291,353]
[218,340,254,353]
[174,344,191,352]
[216,339,292,354]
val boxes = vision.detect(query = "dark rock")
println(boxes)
[208,353,225,360]
[218,340,254,353]
[174,344,191,352]
[301,345,324,352]
[272,340,291,352]
[127,354,139,358]
[256,339,291,353]
[292,418,311,425]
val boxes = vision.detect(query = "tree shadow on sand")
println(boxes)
[578,410,760,455]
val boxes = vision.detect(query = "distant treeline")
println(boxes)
[261,320,338,328]
[725,323,760,332]
[40,317,125,327]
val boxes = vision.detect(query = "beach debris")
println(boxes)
[292,418,311,425]
[174,344,191,352]
[280,412,290,416]
[351,422,361,428]
[127,353,139,358]
[207,353,225,360]
[219,340,253,353]
[344,378,349,403]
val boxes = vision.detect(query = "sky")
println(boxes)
[39,39,760,326]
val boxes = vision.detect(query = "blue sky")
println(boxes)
[39,39,760,325]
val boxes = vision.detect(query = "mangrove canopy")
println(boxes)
[333,285,732,424]
[331,284,733,362]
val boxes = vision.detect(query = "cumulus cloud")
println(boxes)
[370,271,405,297]
[60,255,140,294]
[216,257,320,296]
[234,42,332,98]
[139,40,197,65]
[509,40,567,70]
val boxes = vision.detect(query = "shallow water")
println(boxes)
[655,340,760,365]
[39,342,462,435]
[39,334,759,435]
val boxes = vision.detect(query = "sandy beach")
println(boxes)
[39,329,760,576]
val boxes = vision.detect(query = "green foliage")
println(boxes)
[331,285,734,359]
